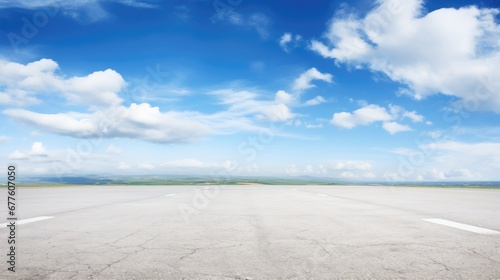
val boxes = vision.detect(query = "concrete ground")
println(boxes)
[1,185,499,279]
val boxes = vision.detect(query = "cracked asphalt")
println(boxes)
[1,185,500,279]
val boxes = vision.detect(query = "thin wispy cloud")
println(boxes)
[0,0,156,22]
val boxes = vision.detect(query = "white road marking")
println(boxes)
[317,194,328,197]
[165,194,176,197]
[0,216,54,228]
[423,218,500,235]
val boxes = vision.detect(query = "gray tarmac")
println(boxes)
[1,185,500,279]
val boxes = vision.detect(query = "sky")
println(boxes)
[0,0,500,182]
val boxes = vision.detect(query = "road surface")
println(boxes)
[1,185,499,279]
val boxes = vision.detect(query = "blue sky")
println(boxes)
[1,0,500,181]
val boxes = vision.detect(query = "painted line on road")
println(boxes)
[165,194,176,197]
[317,194,328,197]
[423,219,500,235]
[0,216,54,228]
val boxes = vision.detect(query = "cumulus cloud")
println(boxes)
[331,104,424,134]
[331,104,392,129]
[389,104,424,123]
[279,33,292,50]
[210,89,295,124]
[420,141,500,172]
[263,103,294,122]
[9,142,47,160]
[2,59,290,144]
[292,67,333,92]
[275,90,294,104]
[279,32,303,52]
[311,0,500,113]
[0,59,124,107]
[4,104,212,144]
[1,59,332,144]
[162,159,234,170]
[382,121,412,135]
[305,96,327,106]
[332,160,373,171]
[284,161,375,178]
[392,140,500,181]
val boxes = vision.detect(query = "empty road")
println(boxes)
[1,185,499,279]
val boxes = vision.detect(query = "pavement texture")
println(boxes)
[0,185,500,279]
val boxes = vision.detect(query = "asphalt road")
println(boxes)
[1,185,499,279]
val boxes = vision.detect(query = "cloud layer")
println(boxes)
[311,0,500,112]
[2,59,331,144]
[330,104,423,134]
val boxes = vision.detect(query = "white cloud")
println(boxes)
[415,168,482,181]
[9,142,47,159]
[138,163,156,170]
[306,124,323,129]
[31,131,42,137]
[331,104,392,129]
[249,13,271,39]
[0,135,10,142]
[163,159,208,169]
[332,161,373,171]
[211,89,296,124]
[275,90,294,104]
[279,33,292,51]
[4,104,212,144]
[8,150,27,160]
[331,104,423,134]
[213,10,271,39]
[279,32,303,52]
[285,164,300,175]
[65,69,125,107]
[292,68,333,92]
[118,162,131,170]
[403,111,424,123]
[263,103,294,122]
[340,171,356,179]
[444,168,477,179]
[382,122,412,135]
[304,165,314,173]
[305,96,327,106]
[282,161,375,178]
[106,145,123,155]
[311,0,500,113]
[1,59,334,144]
[0,59,125,107]
[0,0,156,22]
[31,141,47,155]
[420,141,500,172]
[393,141,500,181]
[389,104,424,123]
